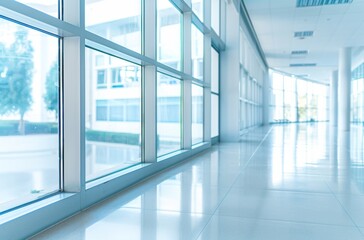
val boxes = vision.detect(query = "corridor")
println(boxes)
[32,123,364,239]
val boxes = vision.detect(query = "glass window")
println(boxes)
[192,0,204,21]
[211,94,219,137]
[85,0,142,53]
[96,100,108,121]
[211,47,219,93]
[273,90,284,107]
[157,72,182,157]
[284,76,295,92]
[157,0,182,71]
[111,68,122,87]
[97,69,107,88]
[16,0,59,18]
[0,19,59,212]
[272,72,283,90]
[85,48,141,182]
[211,0,220,34]
[192,84,203,145]
[192,24,204,80]
[240,29,245,65]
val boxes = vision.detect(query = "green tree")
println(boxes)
[0,29,34,134]
[0,42,7,87]
[44,61,59,118]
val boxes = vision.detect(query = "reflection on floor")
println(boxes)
[32,123,364,239]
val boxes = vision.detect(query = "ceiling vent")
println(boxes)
[290,63,317,67]
[297,74,310,78]
[294,31,314,39]
[297,0,353,8]
[291,50,309,55]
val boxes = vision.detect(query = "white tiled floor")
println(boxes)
[32,123,364,239]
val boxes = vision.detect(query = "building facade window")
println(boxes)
[157,72,182,157]
[192,24,204,80]
[85,48,141,181]
[16,0,59,18]
[192,0,204,21]
[157,0,182,71]
[85,0,142,53]
[211,0,220,34]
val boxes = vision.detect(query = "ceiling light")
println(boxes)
[294,31,314,39]
[297,74,310,78]
[290,63,317,67]
[297,0,354,8]
[291,50,309,55]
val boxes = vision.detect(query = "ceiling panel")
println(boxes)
[243,0,363,83]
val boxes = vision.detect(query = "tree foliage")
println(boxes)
[0,28,34,134]
[44,61,59,117]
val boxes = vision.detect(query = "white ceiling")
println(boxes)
[243,0,364,83]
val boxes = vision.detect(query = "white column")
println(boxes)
[220,2,240,141]
[263,70,271,125]
[338,48,351,131]
[330,70,338,127]
[63,0,84,193]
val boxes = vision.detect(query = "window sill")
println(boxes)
[0,193,76,225]
[86,163,152,190]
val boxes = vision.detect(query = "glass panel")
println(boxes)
[273,107,284,123]
[273,90,284,107]
[240,71,246,99]
[191,24,204,80]
[85,0,142,53]
[284,91,297,122]
[240,29,245,65]
[211,47,219,93]
[192,0,204,21]
[85,48,141,182]
[272,72,283,90]
[157,72,181,157]
[16,0,59,18]
[211,94,219,137]
[157,0,182,71]
[0,19,59,212]
[192,84,203,145]
[317,96,327,121]
[211,0,220,34]
[284,76,295,92]
[240,100,245,130]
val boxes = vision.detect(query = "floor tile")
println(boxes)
[122,184,229,214]
[232,171,331,193]
[217,188,354,226]
[33,209,211,240]
[197,216,364,240]
[336,194,364,227]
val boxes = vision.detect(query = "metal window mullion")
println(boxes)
[204,33,212,142]
[183,11,192,149]
[143,0,157,163]
[204,0,211,30]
